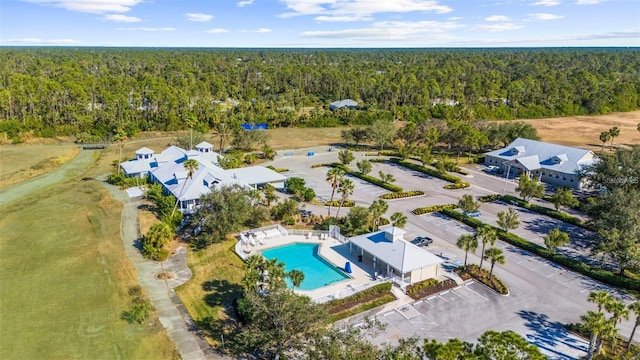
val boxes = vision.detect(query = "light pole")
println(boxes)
[502,165,511,194]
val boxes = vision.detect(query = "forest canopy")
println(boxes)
[1,47,638,141]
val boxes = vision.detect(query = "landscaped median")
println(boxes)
[388,158,470,190]
[325,282,396,321]
[312,162,405,193]
[411,204,457,216]
[379,190,425,200]
[493,194,593,231]
[439,207,640,292]
[455,265,509,295]
[406,278,457,300]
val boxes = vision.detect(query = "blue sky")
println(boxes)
[1,0,639,47]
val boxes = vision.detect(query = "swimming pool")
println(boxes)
[261,243,350,291]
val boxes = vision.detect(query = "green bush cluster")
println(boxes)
[406,278,439,294]
[379,190,425,200]
[455,169,469,175]
[324,200,355,207]
[501,194,590,230]
[379,150,400,157]
[364,152,379,156]
[311,163,335,168]
[333,164,404,192]
[108,172,149,188]
[325,282,393,308]
[368,158,388,163]
[443,182,471,190]
[478,194,501,202]
[440,208,640,292]
[411,204,456,215]
[389,158,463,184]
[329,294,397,321]
[457,265,508,295]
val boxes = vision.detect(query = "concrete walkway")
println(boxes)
[101,182,226,360]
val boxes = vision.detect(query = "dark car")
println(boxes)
[411,236,434,247]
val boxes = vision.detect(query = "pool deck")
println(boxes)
[240,233,379,301]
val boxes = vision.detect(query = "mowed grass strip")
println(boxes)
[0,180,178,360]
[0,145,80,187]
[175,239,245,336]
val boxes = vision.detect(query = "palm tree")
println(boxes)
[483,247,505,281]
[112,128,127,174]
[171,159,199,217]
[588,290,614,313]
[215,122,232,152]
[626,301,640,351]
[368,199,389,231]
[476,226,497,270]
[326,168,345,216]
[456,234,478,269]
[582,310,615,360]
[599,131,611,152]
[335,178,354,219]
[605,299,629,327]
[608,126,620,150]
[390,212,407,228]
[288,269,305,291]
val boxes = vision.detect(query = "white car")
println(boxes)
[483,165,500,173]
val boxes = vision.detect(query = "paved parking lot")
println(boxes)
[267,151,635,359]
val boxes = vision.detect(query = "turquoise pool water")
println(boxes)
[261,243,350,291]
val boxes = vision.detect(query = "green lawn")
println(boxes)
[0,180,178,360]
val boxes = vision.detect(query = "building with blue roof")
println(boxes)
[484,138,596,189]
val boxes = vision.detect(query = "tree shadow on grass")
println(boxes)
[517,310,588,359]
[202,279,243,308]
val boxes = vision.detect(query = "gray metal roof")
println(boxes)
[225,166,287,186]
[330,99,358,109]
[485,138,595,174]
[135,147,154,155]
[349,229,443,273]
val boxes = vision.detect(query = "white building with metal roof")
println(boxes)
[484,138,596,189]
[348,226,444,289]
[329,99,359,111]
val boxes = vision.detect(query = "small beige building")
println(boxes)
[348,226,444,289]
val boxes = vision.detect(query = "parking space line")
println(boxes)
[450,289,473,304]
[546,271,563,278]
[464,284,489,301]
[413,300,423,305]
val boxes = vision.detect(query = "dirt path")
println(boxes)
[0,149,96,207]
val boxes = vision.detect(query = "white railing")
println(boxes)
[314,277,392,304]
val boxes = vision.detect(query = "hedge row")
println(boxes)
[406,278,439,294]
[389,158,463,184]
[324,200,355,207]
[329,294,397,321]
[379,190,425,200]
[333,164,404,192]
[500,194,591,230]
[478,194,501,203]
[443,182,471,190]
[324,282,393,308]
[412,204,456,215]
[439,208,640,292]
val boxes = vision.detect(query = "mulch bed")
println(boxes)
[327,291,396,314]
[407,279,457,300]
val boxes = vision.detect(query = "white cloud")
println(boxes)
[103,14,141,22]
[473,22,523,32]
[118,27,175,31]
[255,28,273,33]
[186,13,214,22]
[24,0,143,14]
[447,16,463,21]
[576,0,604,4]
[279,0,452,18]
[315,15,372,22]
[4,37,81,45]
[206,28,229,33]
[529,13,564,20]
[531,0,560,5]
[237,0,254,6]
[302,20,464,41]
[486,15,510,21]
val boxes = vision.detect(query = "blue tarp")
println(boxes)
[241,123,268,130]
[344,261,352,274]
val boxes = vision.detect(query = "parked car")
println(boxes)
[483,165,500,173]
[411,236,434,247]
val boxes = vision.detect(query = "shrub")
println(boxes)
[456,265,508,295]
[412,204,456,215]
[406,279,457,300]
[311,162,336,168]
[406,278,439,294]
[455,168,469,175]
[379,190,425,200]
[329,294,397,321]
[325,200,355,207]
[302,187,316,202]
[389,158,463,184]
[325,282,393,308]
[443,182,470,190]
[364,152,379,156]
[478,194,501,202]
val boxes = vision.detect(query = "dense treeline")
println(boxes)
[1,47,638,141]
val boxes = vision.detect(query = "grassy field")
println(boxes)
[0,175,177,359]
[0,145,79,187]
[174,239,246,344]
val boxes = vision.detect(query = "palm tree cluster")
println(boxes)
[580,290,640,359]
[457,225,505,281]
